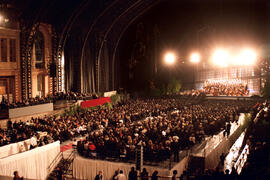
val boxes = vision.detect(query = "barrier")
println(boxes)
[8,103,53,118]
[80,97,111,108]
[73,155,170,180]
[104,90,117,97]
[0,141,60,180]
[73,151,189,179]
[0,139,31,159]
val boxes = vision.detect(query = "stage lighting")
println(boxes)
[190,53,200,63]
[211,49,229,67]
[164,52,176,65]
[239,49,256,65]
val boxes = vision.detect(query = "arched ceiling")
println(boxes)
[6,0,163,93]
[7,0,161,46]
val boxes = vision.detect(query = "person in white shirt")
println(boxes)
[116,170,127,180]
[30,135,37,149]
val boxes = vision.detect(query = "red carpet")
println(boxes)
[60,143,73,152]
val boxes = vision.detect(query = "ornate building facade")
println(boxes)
[0,22,21,102]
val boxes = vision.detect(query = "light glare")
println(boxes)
[239,49,256,65]
[212,49,229,67]
[164,52,176,65]
[190,53,200,63]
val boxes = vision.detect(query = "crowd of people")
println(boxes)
[236,100,270,179]
[0,94,268,179]
[94,167,178,180]
[0,96,51,110]
[52,91,99,101]
[0,91,100,110]
[1,96,256,163]
[77,97,256,163]
[203,80,249,96]
[0,119,54,149]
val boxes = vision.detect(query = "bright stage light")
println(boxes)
[239,49,256,65]
[164,52,176,65]
[190,53,200,63]
[211,49,229,67]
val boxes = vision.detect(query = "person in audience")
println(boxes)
[116,170,127,180]
[13,171,23,180]
[7,119,12,129]
[113,170,119,180]
[30,134,38,149]
[94,171,103,180]
[171,170,177,180]
[141,168,149,180]
[220,153,226,166]
[128,167,137,180]
[55,167,63,180]
[151,171,159,180]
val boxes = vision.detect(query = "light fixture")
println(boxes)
[190,53,200,63]
[164,52,176,65]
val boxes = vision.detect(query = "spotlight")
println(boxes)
[239,49,256,65]
[212,49,229,67]
[164,52,176,65]
[190,53,200,63]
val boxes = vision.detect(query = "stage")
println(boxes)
[205,95,253,100]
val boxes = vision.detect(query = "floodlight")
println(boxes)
[239,49,256,65]
[190,53,200,63]
[164,52,176,65]
[212,49,229,67]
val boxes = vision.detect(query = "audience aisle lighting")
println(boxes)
[190,52,200,63]
[164,52,176,65]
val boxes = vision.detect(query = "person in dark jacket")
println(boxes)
[151,171,159,180]
[94,171,103,180]
[128,167,137,180]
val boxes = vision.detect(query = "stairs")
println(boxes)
[47,150,76,180]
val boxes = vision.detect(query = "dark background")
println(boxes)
[118,0,270,91]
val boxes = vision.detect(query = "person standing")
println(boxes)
[141,168,149,180]
[171,138,180,162]
[13,171,23,180]
[172,170,177,180]
[151,171,159,180]
[226,122,231,137]
[55,167,63,180]
[94,171,103,180]
[116,170,127,180]
[128,167,137,180]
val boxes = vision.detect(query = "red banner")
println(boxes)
[80,97,111,108]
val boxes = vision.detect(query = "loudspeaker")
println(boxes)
[49,63,56,77]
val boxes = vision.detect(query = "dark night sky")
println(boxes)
[145,0,270,58]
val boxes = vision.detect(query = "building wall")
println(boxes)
[31,23,52,98]
[0,25,21,102]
